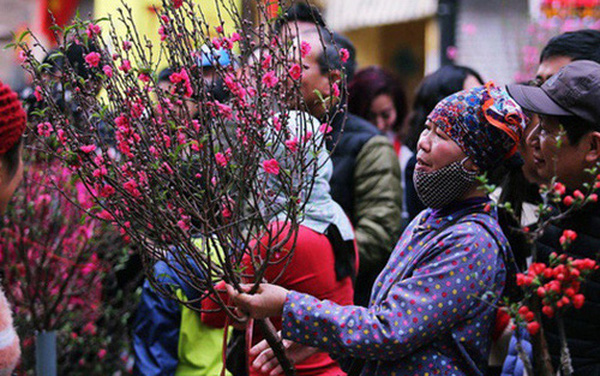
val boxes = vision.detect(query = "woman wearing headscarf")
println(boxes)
[227,83,526,376]
[202,111,357,376]
[0,81,27,376]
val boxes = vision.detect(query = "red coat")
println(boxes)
[203,223,357,376]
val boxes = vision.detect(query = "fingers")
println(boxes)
[269,365,284,376]
[249,338,270,357]
[226,284,248,308]
[251,346,283,375]
[231,308,248,330]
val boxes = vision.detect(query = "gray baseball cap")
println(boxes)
[506,60,600,126]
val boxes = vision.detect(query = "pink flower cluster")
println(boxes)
[169,68,193,97]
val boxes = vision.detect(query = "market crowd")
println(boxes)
[1,3,600,376]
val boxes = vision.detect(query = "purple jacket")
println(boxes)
[282,199,509,375]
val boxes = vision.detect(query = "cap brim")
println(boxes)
[506,84,572,117]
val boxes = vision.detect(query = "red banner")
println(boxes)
[38,0,81,44]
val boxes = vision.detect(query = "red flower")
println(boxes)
[123,179,141,198]
[37,122,53,137]
[339,48,350,63]
[285,138,298,152]
[169,68,193,97]
[34,86,43,101]
[542,305,554,317]
[102,65,113,78]
[173,0,183,8]
[559,229,577,247]
[215,152,228,167]
[158,25,168,41]
[262,159,280,175]
[85,52,101,68]
[563,195,574,206]
[301,41,312,58]
[261,54,272,69]
[86,23,101,39]
[289,63,302,81]
[262,71,279,88]
[572,294,585,309]
[80,144,96,154]
[100,185,115,198]
[319,123,332,134]
[331,83,340,98]
[527,321,540,335]
[119,60,132,73]
[574,190,585,200]
[553,182,566,196]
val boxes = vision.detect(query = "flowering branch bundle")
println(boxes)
[0,156,134,374]
[479,162,600,375]
[15,0,345,373]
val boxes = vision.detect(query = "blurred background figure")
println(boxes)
[348,66,411,221]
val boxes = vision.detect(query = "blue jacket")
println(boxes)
[133,257,229,376]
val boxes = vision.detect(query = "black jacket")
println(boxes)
[326,109,403,306]
[537,201,600,375]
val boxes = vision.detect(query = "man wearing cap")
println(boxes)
[507,60,600,374]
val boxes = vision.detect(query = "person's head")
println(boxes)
[157,67,174,93]
[508,60,600,190]
[415,83,526,208]
[0,82,27,214]
[348,66,408,135]
[406,64,484,151]
[297,27,356,118]
[274,3,326,36]
[536,29,600,84]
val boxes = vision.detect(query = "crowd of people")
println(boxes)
[0,3,599,376]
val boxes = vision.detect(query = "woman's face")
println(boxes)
[415,120,468,173]
[368,93,397,133]
[0,148,24,215]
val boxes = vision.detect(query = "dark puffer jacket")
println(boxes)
[536,201,600,375]
[326,109,403,306]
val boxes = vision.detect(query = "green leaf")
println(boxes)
[18,30,31,43]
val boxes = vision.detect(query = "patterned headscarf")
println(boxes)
[427,82,526,171]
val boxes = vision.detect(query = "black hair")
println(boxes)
[540,29,600,64]
[1,138,22,179]
[158,67,174,83]
[559,115,596,145]
[315,28,357,81]
[405,65,484,151]
[64,43,99,80]
[348,66,409,134]
[41,49,64,75]
[273,3,326,33]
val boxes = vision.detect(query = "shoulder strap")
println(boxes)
[468,217,521,300]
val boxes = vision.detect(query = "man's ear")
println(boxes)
[584,131,600,164]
